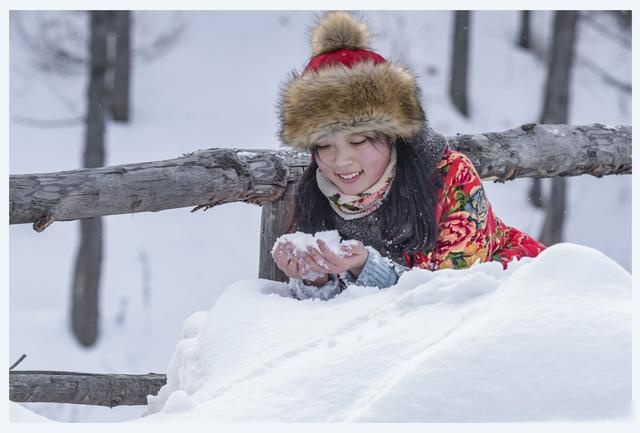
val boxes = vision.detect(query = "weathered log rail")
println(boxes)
[9,370,167,407]
[10,123,631,229]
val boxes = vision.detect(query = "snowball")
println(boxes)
[271,230,354,280]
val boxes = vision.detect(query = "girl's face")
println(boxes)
[314,132,392,195]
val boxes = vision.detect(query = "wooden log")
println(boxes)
[259,170,303,282]
[10,148,310,227]
[9,370,167,407]
[447,123,631,181]
[9,124,631,228]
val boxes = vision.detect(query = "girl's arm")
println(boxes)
[342,246,406,288]
[288,275,343,301]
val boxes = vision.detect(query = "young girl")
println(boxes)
[272,12,545,300]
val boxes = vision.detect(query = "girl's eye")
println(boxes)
[351,139,367,145]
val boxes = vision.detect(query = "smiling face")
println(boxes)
[314,132,392,195]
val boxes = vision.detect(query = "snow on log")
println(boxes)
[9,371,167,407]
[9,123,631,227]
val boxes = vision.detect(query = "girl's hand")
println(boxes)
[302,239,368,277]
[272,240,329,286]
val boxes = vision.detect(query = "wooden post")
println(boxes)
[259,172,302,283]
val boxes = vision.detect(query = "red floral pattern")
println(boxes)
[404,149,546,270]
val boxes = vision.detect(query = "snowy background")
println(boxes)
[8,10,632,422]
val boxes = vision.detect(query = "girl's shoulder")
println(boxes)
[437,148,478,180]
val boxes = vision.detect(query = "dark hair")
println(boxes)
[288,136,443,257]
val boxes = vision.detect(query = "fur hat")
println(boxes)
[278,11,426,151]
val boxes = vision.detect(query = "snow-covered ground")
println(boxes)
[142,244,631,422]
[8,10,632,422]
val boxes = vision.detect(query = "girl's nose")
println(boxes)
[334,149,356,168]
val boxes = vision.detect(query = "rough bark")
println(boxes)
[10,148,308,226]
[9,370,166,407]
[449,11,471,117]
[259,172,302,282]
[9,124,630,229]
[111,11,131,122]
[536,11,579,246]
[72,11,109,347]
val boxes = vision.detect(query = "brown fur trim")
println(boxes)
[279,61,425,150]
[311,12,370,56]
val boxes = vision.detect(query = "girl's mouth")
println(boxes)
[336,170,363,184]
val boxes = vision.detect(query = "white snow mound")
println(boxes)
[142,243,631,422]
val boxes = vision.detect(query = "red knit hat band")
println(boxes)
[303,48,386,74]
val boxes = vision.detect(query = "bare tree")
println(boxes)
[12,11,185,346]
[527,8,544,212]
[12,11,87,76]
[581,11,630,49]
[449,11,471,117]
[12,11,184,128]
[111,11,131,122]
[518,11,531,49]
[71,11,109,347]
[608,10,631,29]
[535,11,579,246]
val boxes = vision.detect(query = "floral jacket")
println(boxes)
[404,148,546,270]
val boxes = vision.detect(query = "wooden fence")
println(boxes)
[8,122,632,407]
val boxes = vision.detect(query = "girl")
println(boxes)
[272,12,545,300]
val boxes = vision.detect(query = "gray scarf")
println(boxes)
[331,122,448,264]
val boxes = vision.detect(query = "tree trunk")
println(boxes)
[10,371,166,407]
[449,11,471,117]
[608,10,631,29]
[72,11,109,347]
[518,11,531,49]
[538,176,567,246]
[528,174,544,208]
[536,11,579,246]
[111,11,131,122]
[9,123,631,228]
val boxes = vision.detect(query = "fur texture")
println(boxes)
[311,11,370,56]
[279,61,425,150]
